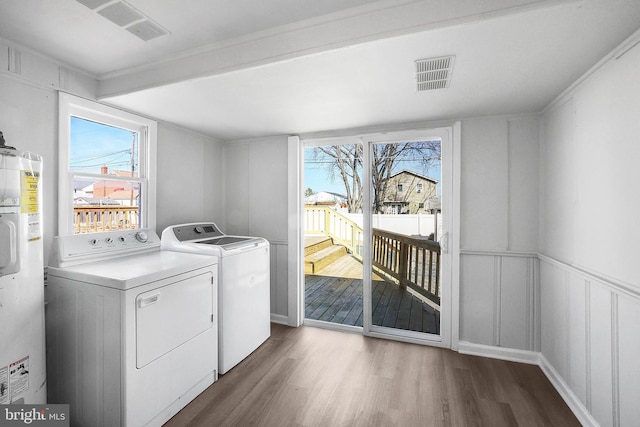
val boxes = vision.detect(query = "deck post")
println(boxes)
[398,239,408,288]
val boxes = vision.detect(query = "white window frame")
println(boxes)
[58,92,157,235]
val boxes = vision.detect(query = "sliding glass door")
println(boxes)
[366,138,444,340]
[303,141,364,330]
[302,128,453,346]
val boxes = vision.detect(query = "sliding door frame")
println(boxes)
[362,126,458,349]
[289,124,461,350]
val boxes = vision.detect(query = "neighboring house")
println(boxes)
[89,167,139,206]
[382,170,438,214]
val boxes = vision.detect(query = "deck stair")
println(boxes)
[304,236,347,274]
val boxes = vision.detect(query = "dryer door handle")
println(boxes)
[138,294,160,308]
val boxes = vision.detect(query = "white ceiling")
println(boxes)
[1,0,640,140]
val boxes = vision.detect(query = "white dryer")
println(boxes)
[161,223,270,375]
[47,229,218,427]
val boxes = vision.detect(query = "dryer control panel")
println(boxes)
[49,229,161,268]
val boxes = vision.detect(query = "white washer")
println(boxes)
[161,222,270,375]
[46,229,218,427]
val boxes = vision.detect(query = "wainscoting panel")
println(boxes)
[567,272,587,408]
[540,262,570,391]
[460,251,537,351]
[499,255,533,350]
[588,281,613,427]
[539,256,640,427]
[460,254,495,345]
[269,241,289,322]
[617,293,640,427]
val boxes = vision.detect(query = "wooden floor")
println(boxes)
[305,256,440,334]
[165,324,581,427]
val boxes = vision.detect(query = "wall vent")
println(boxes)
[415,56,455,91]
[76,0,169,41]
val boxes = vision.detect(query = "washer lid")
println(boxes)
[161,222,269,254]
[47,251,216,290]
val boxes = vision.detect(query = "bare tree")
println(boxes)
[313,145,363,212]
[312,140,440,213]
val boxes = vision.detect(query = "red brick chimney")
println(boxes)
[101,166,108,174]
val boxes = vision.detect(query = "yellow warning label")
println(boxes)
[20,170,39,214]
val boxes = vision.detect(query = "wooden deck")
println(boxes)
[305,255,440,334]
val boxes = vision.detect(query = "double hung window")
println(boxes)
[58,93,157,234]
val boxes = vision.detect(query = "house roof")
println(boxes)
[110,170,138,178]
[389,170,438,184]
[305,191,347,205]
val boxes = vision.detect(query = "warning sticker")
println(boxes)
[0,365,8,404]
[27,213,41,241]
[20,170,41,240]
[9,356,29,400]
[20,170,39,214]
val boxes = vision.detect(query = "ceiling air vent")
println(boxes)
[77,0,112,9]
[76,0,169,42]
[415,56,455,91]
[126,20,168,42]
[98,1,144,27]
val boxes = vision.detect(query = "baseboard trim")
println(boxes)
[270,313,289,325]
[538,354,599,427]
[458,341,540,365]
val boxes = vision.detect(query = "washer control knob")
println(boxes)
[89,238,99,246]
[119,236,126,242]
[194,226,204,234]
[105,237,114,244]
[135,231,148,243]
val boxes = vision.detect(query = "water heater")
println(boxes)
[0,132,46,404]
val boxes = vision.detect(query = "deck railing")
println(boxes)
[304,206,363,257]
[304,206,440,305]
[372,228,440,305]
[74,206,139,233]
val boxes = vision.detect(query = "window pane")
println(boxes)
[70,116,141,234]
[370,140,442,335]
[73,177,141,233]
[70,116,139,175]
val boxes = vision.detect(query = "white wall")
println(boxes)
[155,123,224,234]
[223,136,290,319]
[460,116,539,252]
[541,49,640,285]
[539,36,640,427]
[458,116,540,352]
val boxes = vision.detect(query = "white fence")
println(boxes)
[304,207,443,258]
[343,213,442,239]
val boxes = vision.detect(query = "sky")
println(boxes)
[70,117,441,196]
[304,144,441,197]
[70,116,138,174]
